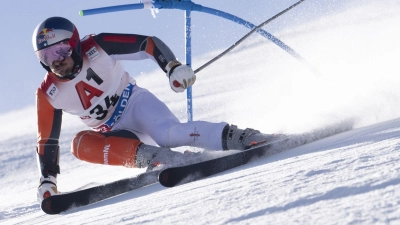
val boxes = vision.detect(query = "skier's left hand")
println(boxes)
[166,60,196,93]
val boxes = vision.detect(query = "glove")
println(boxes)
[166,60,196,93]
[37,175,58,202]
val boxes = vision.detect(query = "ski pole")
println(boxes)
[194,0,306,74]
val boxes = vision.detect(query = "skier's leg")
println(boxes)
[71,129,196,168]
[115,86,278,151]
[115,86,227,150]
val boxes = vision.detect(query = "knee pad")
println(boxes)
[71,130,142,168]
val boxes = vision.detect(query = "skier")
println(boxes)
[33,17,275,202]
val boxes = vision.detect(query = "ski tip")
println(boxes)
[41,198,60,215]
[41,195,73,215]
[158,170,176,188]
[79,10,84,16]
[158,170,170,187]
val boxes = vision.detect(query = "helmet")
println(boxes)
[32,17,82,76]
[32,16,80,54]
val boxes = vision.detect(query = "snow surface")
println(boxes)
[1,0,400,224]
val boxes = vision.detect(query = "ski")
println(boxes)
[158,139,286,188]
[41,170,160,214]
[158,120,355,188]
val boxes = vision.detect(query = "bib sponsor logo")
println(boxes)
[46,83,59,100]
[86,46,100,61]
[93,83,134,133]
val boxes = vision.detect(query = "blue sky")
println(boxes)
[0,0,350,113]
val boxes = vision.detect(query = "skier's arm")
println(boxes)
[36,89,62,177]
[93,33,196,92]
[93,33,175,72]
[36,89,62,201]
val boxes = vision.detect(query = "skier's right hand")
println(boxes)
[166,60,196,93]
[37,175,58,202]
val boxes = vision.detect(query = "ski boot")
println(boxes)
[222,124,281,150]
[136,144,201,171]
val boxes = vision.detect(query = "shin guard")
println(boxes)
[71,130,142,168]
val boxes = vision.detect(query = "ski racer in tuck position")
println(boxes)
[32,17,276,202]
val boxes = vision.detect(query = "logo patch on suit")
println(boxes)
[86,46,100,61]
[46,83,59,100]
[158,55,166,63]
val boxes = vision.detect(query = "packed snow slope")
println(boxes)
[1,0,400,224]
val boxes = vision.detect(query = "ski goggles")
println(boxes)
[35,41,72,66]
